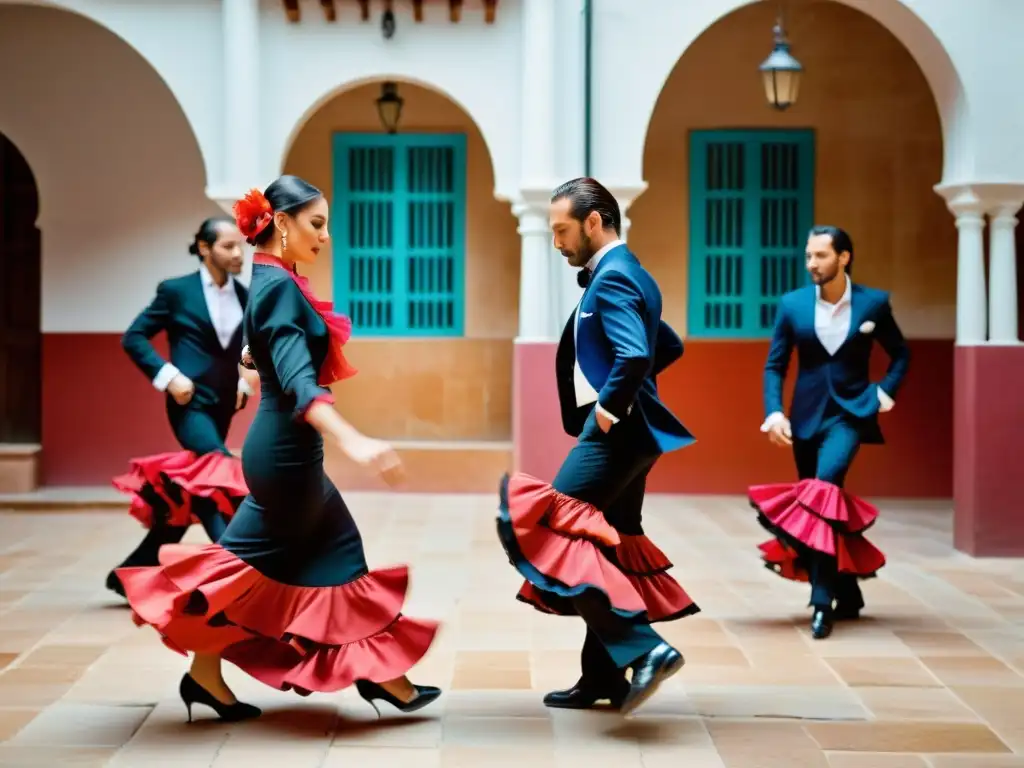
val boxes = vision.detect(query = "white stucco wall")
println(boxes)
[2,0,1023,331]
[0,3,222,333]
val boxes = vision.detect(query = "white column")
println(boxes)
[209,0,260,213]
[516,0,559,340]
[550,0,586,329]
[938,186,988,345]
[987,200,1021,344]
[515,194,555,341]
[519,0,556,189]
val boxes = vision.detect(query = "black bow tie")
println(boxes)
[577,269,590,289]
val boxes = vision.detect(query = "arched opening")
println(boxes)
[0,3,216,487]
[282,79,518,489]
[0,133,41,444]
[632,0,953,499]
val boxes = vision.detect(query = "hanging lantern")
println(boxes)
[759,21,802,111]
[376,82,404,134]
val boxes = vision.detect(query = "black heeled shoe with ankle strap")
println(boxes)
[354,679,442,717]
[179,674,262,723]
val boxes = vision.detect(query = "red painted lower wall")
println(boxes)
[42,334,256,486]
[953,345,1024,555]
[513,339,953,498]
[42,333,953,498]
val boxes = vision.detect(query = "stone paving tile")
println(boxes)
[0,494,1021,767]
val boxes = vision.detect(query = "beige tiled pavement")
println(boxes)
[1,494,1023,766]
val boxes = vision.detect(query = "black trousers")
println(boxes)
[118,401,236,568]
[551,410,663,692]
[792,415,865,611]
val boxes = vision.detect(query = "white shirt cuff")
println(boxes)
[237,377,253,396]
[152,363,180,392]
[595,402,620,424]
[760,411,787,432]
[877,386,895,412]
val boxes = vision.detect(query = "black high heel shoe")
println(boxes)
[105,570,126,598]
[179,674,262,723]
[354,679,442,717]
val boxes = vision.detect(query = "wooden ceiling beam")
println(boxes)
[320,0,336,22]
[282,0,299,23]
[357,0,370,22]
[412,0,424,23]
[484,0,497,24]
[449,0,462,23]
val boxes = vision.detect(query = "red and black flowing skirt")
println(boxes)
[497,473,700,623]
[113,450,248,528]
[749,478,886,582]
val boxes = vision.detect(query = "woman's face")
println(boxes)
[283,196,329,264]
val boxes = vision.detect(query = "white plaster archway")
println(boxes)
[0,0,216,188]
[270,73,517,201]
[593,0,969,190]
[0,2,220,332]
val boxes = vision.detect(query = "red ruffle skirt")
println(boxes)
[749,478,886,582]
[113,451,248,528]
[500,473,699,622]
[115,544,440,695]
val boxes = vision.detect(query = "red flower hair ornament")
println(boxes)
[233,189,274,242]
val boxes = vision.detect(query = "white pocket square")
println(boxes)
[859,321,876,334]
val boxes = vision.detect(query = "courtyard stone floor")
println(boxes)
[0,493,1023,767]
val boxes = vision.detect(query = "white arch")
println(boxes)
[270,72,516,199]
[0,0,215,186]
[596,0,970,189]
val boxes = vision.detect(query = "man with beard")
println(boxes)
[497,177,700,717]
[749,225,910,639]
[107,217,252,598]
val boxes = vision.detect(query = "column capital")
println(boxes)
[935,182,1024,220]
[934,183,986,220]
[514,185,560,212]
[207,186,241,215]
[206,181,275,215]
[601,181,649,212]
[206,185,251,215]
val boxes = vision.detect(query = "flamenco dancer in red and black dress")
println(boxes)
[107,218,251,597]
[751,226,910,639]
[115,176,441,722]
[498,179,700,717]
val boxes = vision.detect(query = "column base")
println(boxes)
[512,340,574,481]
[954,344,1024,556]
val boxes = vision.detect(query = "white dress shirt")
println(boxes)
[761,276,893,433]
[573,239,626,423]
[152,264,251,396]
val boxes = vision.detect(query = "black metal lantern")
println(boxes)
[759,20,802,111]
[376,82,404,134]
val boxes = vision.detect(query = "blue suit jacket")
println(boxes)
[555,245,694,453]
[763,283,910,444]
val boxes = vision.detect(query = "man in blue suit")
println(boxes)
[497,178,699,717]
[755,225,910,639]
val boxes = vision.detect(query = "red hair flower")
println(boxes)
[233,189,273,241]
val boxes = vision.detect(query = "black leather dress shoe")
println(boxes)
[619,643,685,717]
[543,682,628,710]
[810,608,834,639]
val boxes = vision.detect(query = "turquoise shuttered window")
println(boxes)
[332,133,467,337]
[688,129,815,338]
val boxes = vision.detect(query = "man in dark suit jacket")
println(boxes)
[108,218,252,596]
[755,225,910,639]
[498,178,699,717]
